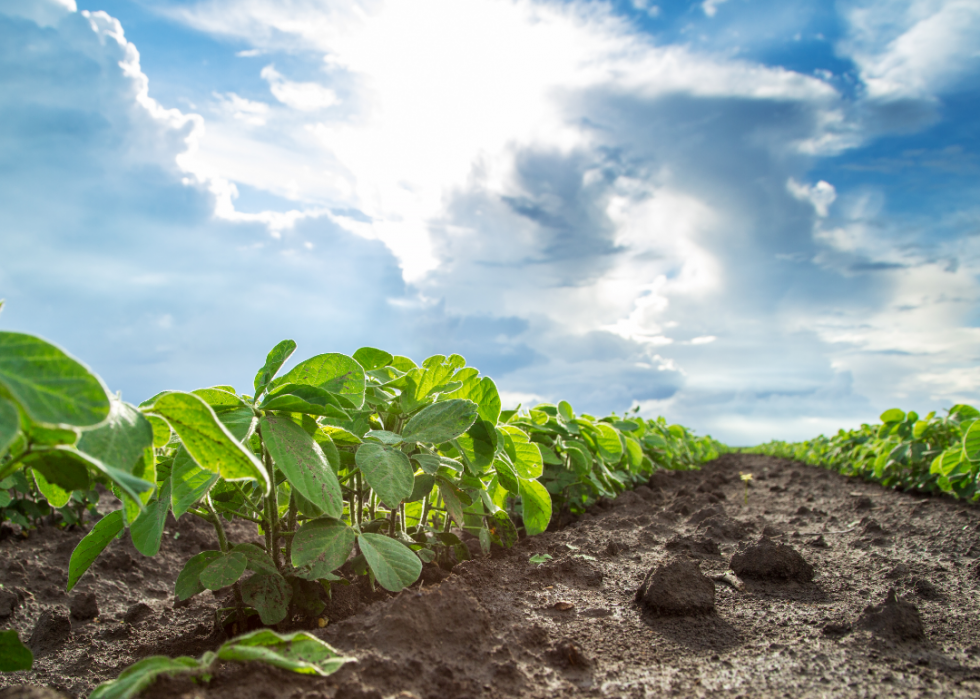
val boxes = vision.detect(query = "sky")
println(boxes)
[1,0,978,445]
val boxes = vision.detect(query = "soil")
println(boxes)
[2,453,980,698]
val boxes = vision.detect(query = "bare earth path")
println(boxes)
[2,453,980,698]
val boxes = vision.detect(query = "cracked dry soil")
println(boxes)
[2,453,980,698]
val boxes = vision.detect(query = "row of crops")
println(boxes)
[0,319,723,695]
[746,405,980,501]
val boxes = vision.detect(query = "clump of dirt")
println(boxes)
[730,537,814,582]
[857,588,925,642]
[27,608,71,656]
[67,594,97,622]
[635,558,715,616]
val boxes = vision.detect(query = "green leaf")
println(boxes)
[390,355,417,371]
[411,453,462,475]
[33,469,71,508]
[200,551,248,590]
[455,419,496,470]
[317,424,361,446]
[443,375,502,425]
[499,425,543,479]
[964,421,980,462]
[217,405,257,443]
[493,458,521,496]
[0,395,20,457]
[67,509,124,592]
[216,629,354,676]
[594,423,624,463]
[146,415,171,448]
[130,478,172,557]
[291,518,356,580]
[254,339,297,395]
[357,533,422,592]
[352,347,393,371]
[260,415,344,518]
[191,388,246,413]
[624,435,644,470]
[519,478,552,536]
[170,447,219,519]
[363,430,403,446]
[145,392,268,492]
[0,629,33,672]
[880,408,906,424]
[408,473,436,503]
[931,448,963,476]
[174,550,222,601]
[437,479,466,527]
[272,353,366,409]
[241,571,292,625]
[22,448,90,491]
[260,384,349,419]
[403,399,479,444]
[26,424,79,447]
[558,401,575,422]
[0,331,111,427]
[529,553,553,565]
[77,398,154,472]
[89,655,203,699]
[562,441,592,475]
[232,543,279,575]
[354,443,414,508]
[490,510,519,548]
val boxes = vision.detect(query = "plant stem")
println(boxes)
[203,496,229,553]
[419,494,431,532]
[0,448,31,482]
[354,472,363,528]
[260,438,282,570]
[284,490,297,564]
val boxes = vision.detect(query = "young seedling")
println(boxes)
[740,472,753,505]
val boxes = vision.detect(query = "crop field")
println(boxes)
[1,324,979,698]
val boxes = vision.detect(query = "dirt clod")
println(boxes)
[730,537,814,582]
[27,607,71,655]
[854,495,874,511]
[122,601,153,625]
[912,577,943,601]
[69,592,98,621]
[857,588,925,641]
[635,558,715,616]
[0,590,18,619]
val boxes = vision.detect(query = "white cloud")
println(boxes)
[787,178,837,217]
[702,0,729,18]
[839,0,980,101]
[261,65,339,111]
[0,0,75,27]
[213,91,270,125]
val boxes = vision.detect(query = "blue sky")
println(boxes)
[1,0,978,444]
